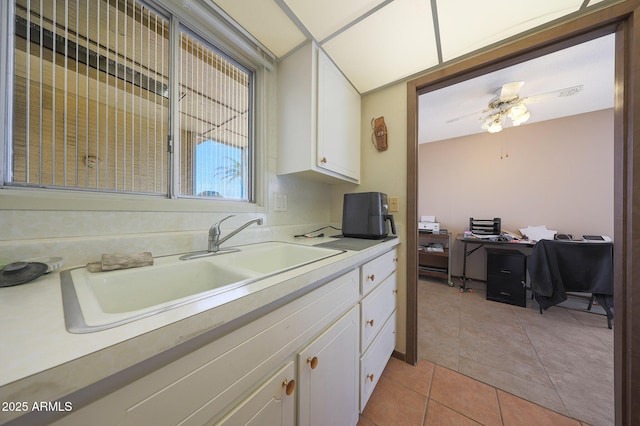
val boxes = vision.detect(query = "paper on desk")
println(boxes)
[519,225,557,242]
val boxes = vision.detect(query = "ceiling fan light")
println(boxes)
[487,120,503,133]
[512,111,531,126]
[508,103,527,119]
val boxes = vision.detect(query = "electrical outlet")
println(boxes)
[389,196,399,212]
[273,192,288,212]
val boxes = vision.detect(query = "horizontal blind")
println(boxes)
[12,0,169,194]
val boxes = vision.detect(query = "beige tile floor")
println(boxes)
[417,278,613,425]
[358,357,589,426]
[358,278,613,426]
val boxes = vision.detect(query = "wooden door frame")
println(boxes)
[405,1,640,424]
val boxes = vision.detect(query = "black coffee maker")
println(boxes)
[341,192,396,239]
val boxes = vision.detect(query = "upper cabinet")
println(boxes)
[277,42,361,184]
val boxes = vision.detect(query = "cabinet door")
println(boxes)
[316,49,360,182]
[298,306,359,426]
[214,362,295,426]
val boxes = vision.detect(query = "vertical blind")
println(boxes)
[178,30,251,200]
[13,0,170,193]
[11,0,252,200]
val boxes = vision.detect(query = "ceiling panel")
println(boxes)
[283,0,387,41]
[418,34,615,143]
[437,0,585,61]
[323,0,439,93]
[213,0,306,57]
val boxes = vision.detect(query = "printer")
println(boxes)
[418,215,440,233]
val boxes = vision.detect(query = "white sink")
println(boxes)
[223,243,344,275]
[61,242,344,333]
[84,261,254,314]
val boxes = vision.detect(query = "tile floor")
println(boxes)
[358,357,589,426]
[359,278,614,426]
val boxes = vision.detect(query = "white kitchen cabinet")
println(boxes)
[359,248,398,411]
[298,306,359,426]
[277,42,360,184]
[360,313,396,410]
[215,361,295,426]
[361,248,398,296]
[52,270,359,426]
[361,273,397,352]
[47,247,399,426]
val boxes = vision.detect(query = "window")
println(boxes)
[178,30,252,200]
[9,0,253,201]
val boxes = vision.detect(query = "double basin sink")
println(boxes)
[61,242,344,333]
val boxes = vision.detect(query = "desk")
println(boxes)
[457,235,535,291]
[528,239,614,328]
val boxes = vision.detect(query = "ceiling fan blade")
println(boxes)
[523,84,584,104]
[445,109,484,124]
[499,81,524,101]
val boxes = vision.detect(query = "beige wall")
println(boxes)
[419,108,614,278]
[331,82,408,353]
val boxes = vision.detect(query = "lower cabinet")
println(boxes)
[298,306,359,426]
[50,248,398,426]
[360,314,396,411]
[215,362,296,426]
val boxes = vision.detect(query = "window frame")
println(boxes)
[0,0,269,212]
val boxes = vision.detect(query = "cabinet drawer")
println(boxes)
[486,248,526,279]
[361,249,397,296]
[361,273,397,352]
[487,275,526,307]
[360,313,396,412]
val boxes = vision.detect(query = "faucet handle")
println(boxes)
[210,215,234,236]
[215,215,235,227]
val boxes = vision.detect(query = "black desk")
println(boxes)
[457,235,535,291]
[528,239,614,328]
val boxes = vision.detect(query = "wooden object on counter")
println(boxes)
[87,252,154,272]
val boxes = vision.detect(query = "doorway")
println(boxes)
[405,3,640,424]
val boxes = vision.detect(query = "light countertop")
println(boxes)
[0,235,399,424]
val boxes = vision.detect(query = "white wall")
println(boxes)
[419,108,614,278]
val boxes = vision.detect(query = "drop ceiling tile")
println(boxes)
[323,0,439,93]
[283,0,387,41]
[437,0,584,61]
[214,0,306,57]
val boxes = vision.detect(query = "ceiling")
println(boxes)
[418,33,615,143]
[212,0,613,93]
[210,0,616,141]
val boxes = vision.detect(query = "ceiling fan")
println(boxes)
[448,81,584,133]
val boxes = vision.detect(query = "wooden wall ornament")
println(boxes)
[371,117,388,152]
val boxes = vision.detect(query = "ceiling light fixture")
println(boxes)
[481,98,530,133]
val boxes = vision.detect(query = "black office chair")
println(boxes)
[528,239,613,329]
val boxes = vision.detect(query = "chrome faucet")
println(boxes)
[209,215,263,253]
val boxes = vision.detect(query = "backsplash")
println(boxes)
[0,174,335,268]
